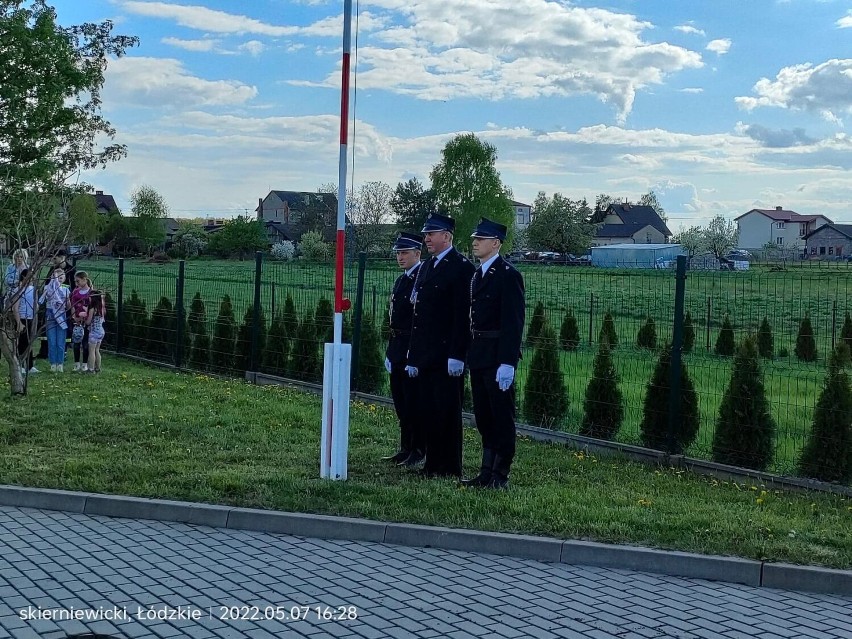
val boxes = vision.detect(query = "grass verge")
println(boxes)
[1,355,850,568]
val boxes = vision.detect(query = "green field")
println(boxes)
[77,256,850,481]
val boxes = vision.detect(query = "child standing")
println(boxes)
[39,268,70,372]
[86,291,106,373]
[13,269,38,374]
[70,272,92,371]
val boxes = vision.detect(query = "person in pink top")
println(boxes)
[70,272,92,371]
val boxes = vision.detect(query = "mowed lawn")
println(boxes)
[1,356,850,569]
[78,256,850,478]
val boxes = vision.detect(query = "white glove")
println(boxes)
[448,358,464,377]
[405,365,419,378]
[384,357,392,373]
[496,364,515,391]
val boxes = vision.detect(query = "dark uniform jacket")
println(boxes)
[407,248,475,369]
[386,263,421,364]
[468,255,525,370]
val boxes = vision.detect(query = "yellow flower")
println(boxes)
[756,498,764,505]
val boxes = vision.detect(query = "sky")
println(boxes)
[51,0,852,230]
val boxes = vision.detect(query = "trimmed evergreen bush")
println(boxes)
[712,337,776,471]
[778,346,790,358]
[798,344,852,483]
[282,294,299,338]
[527,301,546,345]
[263,311,290,376]
[683,310,695,354]
[636,317,657,350]
[314,298,334,344]
[559,307,580,351]
[103,292,116,348]
[290,310,320,383]
[123,290,148,353]
[599,311,618,347]
[580,337,623,440]
[187,292,208,368]
[754,316,772,359]
[639,344,700,454]
[147,297,175,361]
[188,293,205,335]
[523,322,568,428]
[211,295,236,368]
[234,305,267,372]
[841,311,852,352]
[794,314,817,362]
[355,313,384,394]
[714,313,735,356]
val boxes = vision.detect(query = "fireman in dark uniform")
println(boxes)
[461,218,525,489]
[383,232,425,466]
[406,213,476,478]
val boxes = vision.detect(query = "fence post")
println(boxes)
[271,282,276,319]
[588,293,594,344]
[175,260,186,368]
[668,256,688,454]
[705,295,712,352]
[832,300,837,349]
[250,251,263,373]
[351,252,367,389]
[116,258,124,353]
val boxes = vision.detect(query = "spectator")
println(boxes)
[70,272,92,371]
[86,290,106,374]
[4,248,28,291]
[13,269,38,374]
[39,267,71,372]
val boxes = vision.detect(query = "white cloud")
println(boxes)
[674,24,706,36]
[120,1,299,36]
[104,57,258,107]
[679,88,704,94]
[837,11,852,28]
[735,58,852,124]
[161,37,219,52]
[706,39,731,55]
[293,0,703,122]
[238,40,265,56]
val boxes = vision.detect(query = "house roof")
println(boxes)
[160,218,181,233]
[735,208,833,223]
[511,200,531,208]
[92,191,117,213]
[258,190,337,212]
[802,223,852,241]
[602,203,672,237]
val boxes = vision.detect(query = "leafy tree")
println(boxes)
[263,311,290,376]
[68,193,102,246]
[129,185,168,253]
[299,230,330,261]
[355,313,384,394]
[100,211,134,253]
[559,308,580,351]
[672,226,704,261]
[580,337,623,440]
[638,190,667,222]
[636,317,657,350]
[841,311,852,351]
[714,314,735,356]
[683,311,695,353]
[172,225,208,258]
[712,337,776,471]
[147,296,175,361]
[795,314,817,362]
[207,215,266,260]
[349,181,395,255]
[211,295,236,368]
[527,301,546,345]
[315,298,334,344]
[799,344,852,483]
[526,192,598,255]
[290,310,320,383]
[234,305,267,372]
[123,290,148,353]
[703,215,739,262]
[391,177,436,232]
[639,345,700,454]
[430,133,514,252]
[599,311,618,347]
[757,316,774,359]
[523,322,568,428]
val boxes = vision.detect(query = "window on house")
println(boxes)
[776,236,784,245]
[517,212,525,225]
[800,224,806,236]
[820,246,826,255]
[811,247,817,255]
[777,222,785,229]
[646,233,652,243]
[829,246,834,255]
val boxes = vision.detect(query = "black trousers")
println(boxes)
[17,319,35,369]
[470,366,517,466]
[419,366,464,476]
[389,362,424,454]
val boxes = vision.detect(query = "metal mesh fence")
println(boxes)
[76,254,851,486]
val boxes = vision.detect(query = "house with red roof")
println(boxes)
[735,206,832,253]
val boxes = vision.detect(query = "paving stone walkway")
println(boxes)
[0,506,849,639]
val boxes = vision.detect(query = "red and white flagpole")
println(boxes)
[321,0,354,480]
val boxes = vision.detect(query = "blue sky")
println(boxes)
[52,0,852,229]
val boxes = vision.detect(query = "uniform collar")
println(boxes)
[405,262,421,277]
[479,253,500,275]
[432,245,453,265]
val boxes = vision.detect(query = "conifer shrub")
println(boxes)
[714,313,735,356]
[639,344,700,454]
[798,344,852,483]
[282,294,299,338]
[636,317,657,350]
[123,290,148,353]
[211,295,236,369]
[682,310,695,354]
[841,311,852,352]
[355,313,384,394]
[103,292,116,348]
[147,296,175,361]
[527,301,546,345]
[794,314,817,362]
[263,311,290,376]
[187,292,208,369]
[757,316,774,359]
[580,337,623,440]
[712,337,776,470]
[559,307,580,351]
[188,293,205,335]
[315,298,334,344]
[235,305,267,372]
[599,311,618,347]
[523,322,568,428]
[290,310,320,383]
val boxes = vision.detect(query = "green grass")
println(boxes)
[1,356,850,568]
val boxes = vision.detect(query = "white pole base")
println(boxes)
[320,341,352,480]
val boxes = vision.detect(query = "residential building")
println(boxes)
[512,200,532,230]
[592,203,672,246]
[92,190,118,215]
[803,224,852,259]
[734,207,832,252]
[256,190,340,242]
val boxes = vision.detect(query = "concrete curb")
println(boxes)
[0,485,848,596]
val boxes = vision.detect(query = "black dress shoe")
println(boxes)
[398,450,425,467]
[488,476,509,490]
[459,472,492,488]
[382,450,410,463]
